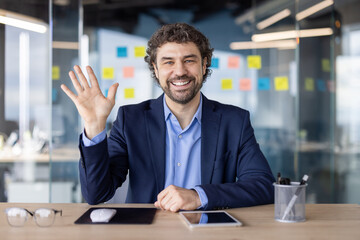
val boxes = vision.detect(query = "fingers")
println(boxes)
[60,84,77,103]
[107,83,119,103]
[68,70,84,94]
[73,65,90,89]
[156,185,182,212]
[86,66,100,89]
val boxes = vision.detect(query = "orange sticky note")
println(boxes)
[124,88,135,98]
[228,56,240,69]
[123,66,134,78]
[247,55,261,69]
[134,46,146,57]
[274,76,289,91]
[221,79,233,90]
[239,78,251,91]
[305,77,314,91]
[102,67,114,80]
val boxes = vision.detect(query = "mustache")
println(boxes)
[168,75,195,82]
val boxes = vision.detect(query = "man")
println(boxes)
[61,23,275,212]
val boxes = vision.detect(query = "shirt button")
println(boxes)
[178,134,182,139]
[177,162,181,167]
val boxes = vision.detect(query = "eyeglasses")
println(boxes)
[5,207,62,227]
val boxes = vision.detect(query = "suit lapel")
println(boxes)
[145,94,166,193]
[201,95,221,184]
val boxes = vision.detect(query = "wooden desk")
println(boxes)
[0,203,359,240]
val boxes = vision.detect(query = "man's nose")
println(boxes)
[173,62,187,76]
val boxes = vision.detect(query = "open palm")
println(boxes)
[61,65,119,139]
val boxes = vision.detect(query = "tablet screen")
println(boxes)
[179,211,242,228]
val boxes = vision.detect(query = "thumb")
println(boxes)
[107,83,119,103]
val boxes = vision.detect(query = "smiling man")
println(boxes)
[61,23,275,212]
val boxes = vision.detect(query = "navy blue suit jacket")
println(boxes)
[79,94,275,210]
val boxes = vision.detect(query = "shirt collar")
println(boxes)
[163,94,203,124]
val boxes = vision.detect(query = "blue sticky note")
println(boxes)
[117,47,127,57]
[258,77,270,91]
[211,58,219,68]
[104,88,109,97]
[316,79,326,92]
[52,88,58,102]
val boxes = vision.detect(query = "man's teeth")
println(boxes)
[172,81,190,86]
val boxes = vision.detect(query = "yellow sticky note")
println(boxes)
[247,55,262,69]
[221,79,233,90]
[52,66,60,80]
[134,46,146,57]
[124,88,135,98]
[228,56,240,69]
[305,77,314,91]
[322,59,330,72]
[102,67,114,80]
[123,66,134,78]
[274,76,289,91]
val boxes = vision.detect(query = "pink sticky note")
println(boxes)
[228,56,240,69]
[239,78,251,91]
[123,66,134,78]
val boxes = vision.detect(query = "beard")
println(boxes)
[161,75,203,105]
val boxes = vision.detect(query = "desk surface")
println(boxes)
[1,203,359,240]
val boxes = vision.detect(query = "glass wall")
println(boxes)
[0,0,359,204]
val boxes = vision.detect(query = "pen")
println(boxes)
[281,174,309,221]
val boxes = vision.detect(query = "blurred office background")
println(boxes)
[0,0,359,204]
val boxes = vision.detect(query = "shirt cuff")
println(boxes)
[82,129,107,147]
[193,186,208,209]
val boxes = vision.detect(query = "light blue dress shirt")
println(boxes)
[82,95,208,208]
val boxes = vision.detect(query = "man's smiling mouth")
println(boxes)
[171,81,190,86]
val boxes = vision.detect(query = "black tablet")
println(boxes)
[179,210,243,228]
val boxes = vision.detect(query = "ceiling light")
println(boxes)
[0,9,47,33]
[257,9,291,30]
[230,40,297,50]
[252,28,333,42]
[296,0,334,21]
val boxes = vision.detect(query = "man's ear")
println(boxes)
[152,62,159,79]
[202,57,207,75]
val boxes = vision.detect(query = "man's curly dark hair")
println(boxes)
[144,23,214,84]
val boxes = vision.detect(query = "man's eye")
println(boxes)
[164,61,174,65]
[185,59,194,63]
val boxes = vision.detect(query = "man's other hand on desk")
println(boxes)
[154,185,201,212]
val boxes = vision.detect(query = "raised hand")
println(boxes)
[61,65,119,139]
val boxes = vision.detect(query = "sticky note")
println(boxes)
[274,76,289,91]
[211,58,219,68]
[247,55,261,69]
[322,59,330,72]
[134,46,146,57]
[102,67,114,80]
[52,66,60,80]
[117,47,127,57]
[124,88,135,98]
[228,56,240,69]
[123,66,134,78]
[316,79,326,92]
[221,79,233,90]
[258,77,270,91]
[104,88,109,97]
[239,78,251,91]
[305,77,314,91]
[328,80,335,92]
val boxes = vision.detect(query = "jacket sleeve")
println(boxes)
[78,107,129,205]
[200,111,275,210]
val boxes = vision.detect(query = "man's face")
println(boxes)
[153,42,207,105]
